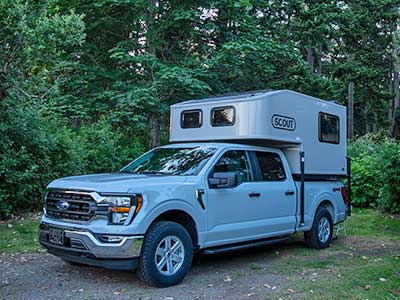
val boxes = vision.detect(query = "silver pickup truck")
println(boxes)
[39,142,348,287]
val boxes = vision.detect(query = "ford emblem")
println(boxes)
[56,200,70,210]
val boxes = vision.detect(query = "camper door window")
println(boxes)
[211,106,235,127]
[319,112,340,144]
[181,109,202,128]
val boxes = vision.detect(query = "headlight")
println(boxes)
[98,194,143,225]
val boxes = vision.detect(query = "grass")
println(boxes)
[346,208,400,238]
[269,209,400,300]
[0,219,41,253]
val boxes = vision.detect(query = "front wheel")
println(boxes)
[304,207,333,249]
[137,221,193,287]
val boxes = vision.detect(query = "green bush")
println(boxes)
[348,135,382,208]
[349,134,400,213]
[377,140,400,213]
[0,99,145,218]
[0,100,73,216]
[75,118,145,174]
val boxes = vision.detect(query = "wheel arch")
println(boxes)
[149,209,199,249]
[138,199,202,248]
[313,196,336,223]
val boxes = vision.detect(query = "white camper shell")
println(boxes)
[170,90,347,176]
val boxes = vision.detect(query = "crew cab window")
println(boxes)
[181,109,202,128]
[211,106,235,126]
[213,150,251,186]
[319,112,339,144]
[254,151,286,181]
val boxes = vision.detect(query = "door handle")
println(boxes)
[285,190,295,196]
[249,192,261,198]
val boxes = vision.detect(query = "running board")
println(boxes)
[201,236,291,255]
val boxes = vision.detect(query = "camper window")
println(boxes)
[211,106,235,127]
[254,151,286,181]
[181,109,202,128]
[319,112,339,144]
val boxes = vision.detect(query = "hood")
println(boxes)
[47,173,189,193]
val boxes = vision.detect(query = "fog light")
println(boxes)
[98,235,124,243]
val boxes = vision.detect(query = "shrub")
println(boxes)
[75,118,145,174]
[0,100,75,216]
[377,140,400,213]
[0,100,145,218]
[348,135,382,208]
[349,134,400,213]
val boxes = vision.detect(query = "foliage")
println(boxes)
[0,1,400,216]
[0,99,144,217]
[0,100,75,215]
[377,140,400,213]
[349,134,400,212]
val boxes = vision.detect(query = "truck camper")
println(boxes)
[40,90,350,287]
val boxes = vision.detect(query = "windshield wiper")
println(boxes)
[137,171,171,176]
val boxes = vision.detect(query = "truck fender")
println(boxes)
[134,199,204,236]
[311,193,336,224]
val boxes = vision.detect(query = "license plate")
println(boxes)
[49,228,64,246]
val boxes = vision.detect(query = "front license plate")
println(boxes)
[49,228,64,246]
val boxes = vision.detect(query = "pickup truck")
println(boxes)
[39,142,348,287]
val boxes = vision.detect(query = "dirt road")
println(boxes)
[1,235,399,300]
[0,239,295,300]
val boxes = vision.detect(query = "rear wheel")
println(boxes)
[137,221,193,287]
[304,207,333,249]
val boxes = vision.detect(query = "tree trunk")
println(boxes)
[317,43,323,75]
[391,71,400,138]
[149,114,161,148]
[364,86,370,134]
[306,47,314,71]
[0,84,6,100]
[347,81,354,139]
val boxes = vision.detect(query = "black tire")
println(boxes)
[137,221,193,287]
[304,207,333,249]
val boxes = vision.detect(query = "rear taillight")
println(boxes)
[341,186,348,204]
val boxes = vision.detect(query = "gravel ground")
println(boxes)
[0,241,293,300]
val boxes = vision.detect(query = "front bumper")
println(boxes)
[39,222,143,269]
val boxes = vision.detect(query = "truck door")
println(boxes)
[205,149,268,246]
[247,150,297,235]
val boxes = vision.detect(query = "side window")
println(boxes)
[213,150,251,186]
[319,112,339,144]
[255,151,286,181]
[211,106,235,126]
[181,109,202,128]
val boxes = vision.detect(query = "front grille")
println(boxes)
[45,191,96,222]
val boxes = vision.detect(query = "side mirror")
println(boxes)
[208,172,237,188]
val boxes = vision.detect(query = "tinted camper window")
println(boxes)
[254,152,286,181]
[181,110,202,128]
[211,106,235,126]
[319,112,339,144]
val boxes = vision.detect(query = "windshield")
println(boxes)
[120,146,217,176]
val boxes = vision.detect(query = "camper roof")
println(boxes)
[173,90,342,108]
